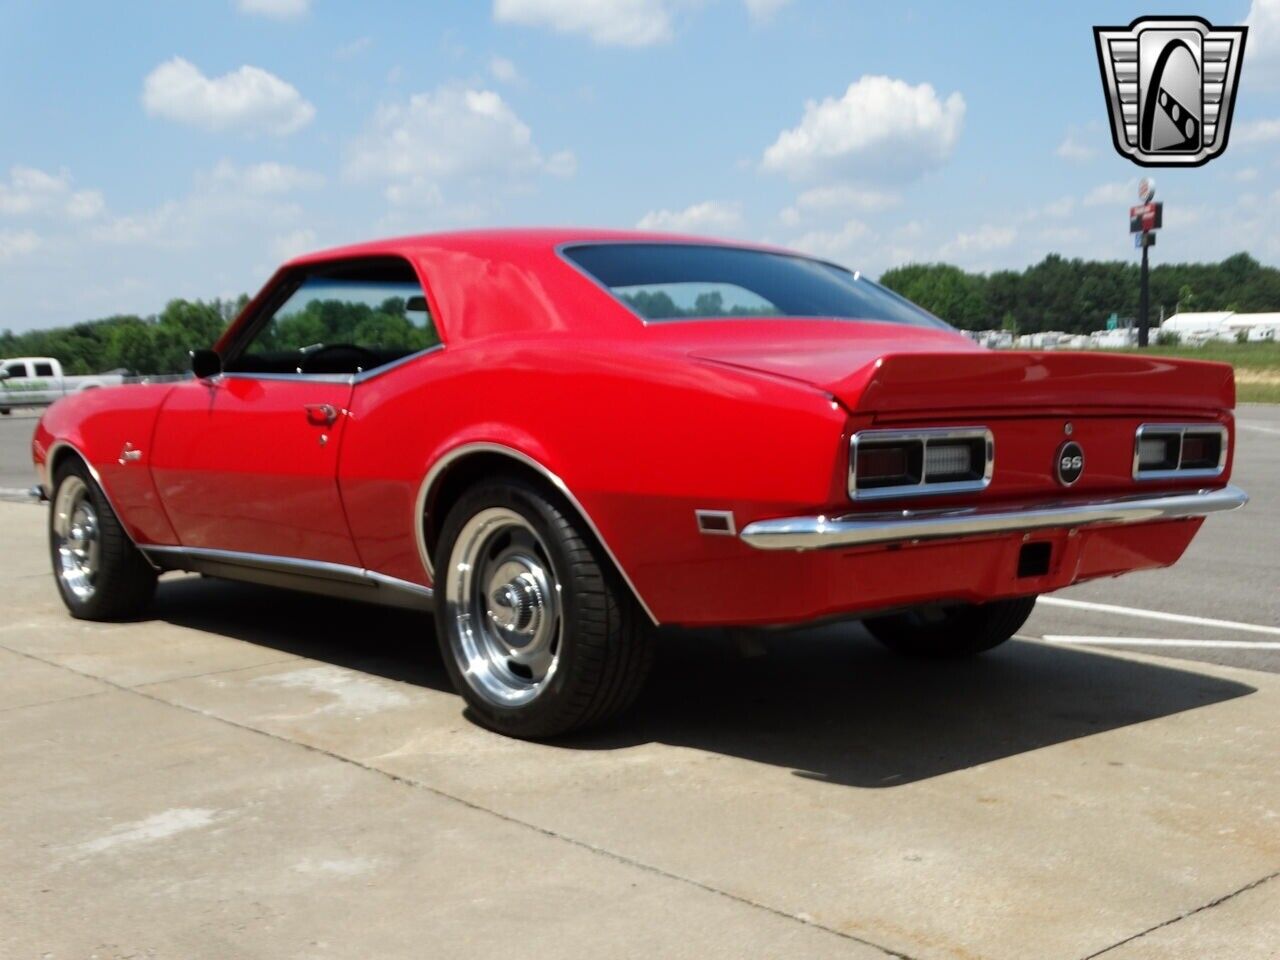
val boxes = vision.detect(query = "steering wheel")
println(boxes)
[298,343,380,373]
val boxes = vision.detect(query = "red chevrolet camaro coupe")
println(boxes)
[33,229,1247,736]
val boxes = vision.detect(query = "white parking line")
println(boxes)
[1238,421,1280,436]
[1042,635,1280,650]
[1038,596,1280,637]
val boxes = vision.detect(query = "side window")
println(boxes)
[226,257,440,376]
[33,362,55,377]
[4,362,28,378]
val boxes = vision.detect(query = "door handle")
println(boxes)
[304,403,338,426]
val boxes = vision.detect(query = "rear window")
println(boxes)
[563,243,949,329]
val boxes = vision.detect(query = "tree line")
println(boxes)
[878,252,1280,333]
[3,251,1280,374]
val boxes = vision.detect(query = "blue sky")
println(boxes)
[1,0,1278,331]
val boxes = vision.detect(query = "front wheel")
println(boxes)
[49,459,157,620]
[863,596,1036,658]
[434,479,654,739]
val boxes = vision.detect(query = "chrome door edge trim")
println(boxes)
[739,484,1249,552]
[142,544,435,610]
[414,441,661,626]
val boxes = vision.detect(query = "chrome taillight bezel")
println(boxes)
[848,427,994,501]
[1132,423,1229,481]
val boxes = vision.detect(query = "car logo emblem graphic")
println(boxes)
[1094,16,1246,167]
[1056,441,1085,487]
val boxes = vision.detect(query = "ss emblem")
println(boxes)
[1056,441,1085,486]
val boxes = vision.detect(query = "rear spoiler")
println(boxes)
[840,351,1236,415]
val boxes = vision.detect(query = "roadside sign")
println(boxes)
[1138,177,1156,203]
[1134,231,1157,248]
[1129,202,1163,233]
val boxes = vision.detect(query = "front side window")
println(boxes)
[3,362,28,378]
[227,258,440,376]
[563,243,950,330]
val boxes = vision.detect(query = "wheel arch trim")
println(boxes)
[44,439,160,569]
[415,441,660,626]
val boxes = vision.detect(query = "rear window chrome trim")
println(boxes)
[1132,423,1228,481]
[848,426,994,501]
[217,343,445,386]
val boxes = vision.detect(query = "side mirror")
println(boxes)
[0,369,10,381]
[190,349,222,380]
[405,295,429,313]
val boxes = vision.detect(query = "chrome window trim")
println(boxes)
[413,441,660,626]
[1132,423,1229,481]
[141,544,434,611]
[848,427,994,501]
[741,484,1249,552]
[215,343,446,387]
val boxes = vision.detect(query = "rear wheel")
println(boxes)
[863,596,1036,658]
[434,478,654,738]
[49,459,157,620]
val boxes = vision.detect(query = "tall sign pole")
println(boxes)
[1130,178,1161,348]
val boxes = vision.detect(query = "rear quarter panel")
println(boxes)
[337,338,846,610]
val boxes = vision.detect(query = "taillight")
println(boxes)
[849,428,993,500]
[1133,424,1227,480]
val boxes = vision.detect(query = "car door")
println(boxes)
[149,373,358,565]
[149,256,440,568]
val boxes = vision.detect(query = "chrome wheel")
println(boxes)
[444,507,564,707]
[52,476,100,602]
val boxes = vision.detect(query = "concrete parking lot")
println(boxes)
[1,407,1277,959]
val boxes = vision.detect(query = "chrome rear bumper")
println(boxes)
[739,485,1248,552]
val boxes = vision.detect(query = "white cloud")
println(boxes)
[207,160,324,193]
[271,228,317,260]
[236,0,310,19]
[779,184,899,225]
[493,0,674,47]
[1083,180,1134,207]
[744,0,793,23]
[346,87,573,210]
[1235,167,1260,182]
[0,165,104,221]
[66,190,105,220]
[0,166,70,215]
[0,229,40,260]
[788,219,871,264]
[335,37,373,60]
[762,75,965,182]
[636,200,743,233]
[939,224,1016,259]
[1246,0,1280,87]
[489,56,521,83]
[142,57,316,136]
[1056,133,1096,162]
[1236,118,1280,142]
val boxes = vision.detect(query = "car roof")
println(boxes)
[282,228,795,269]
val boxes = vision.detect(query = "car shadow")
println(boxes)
[149,576,1256,789]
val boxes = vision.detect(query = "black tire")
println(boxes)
[434,478,654,739]
[863,596,1036,658]
[0,408,11,416]
[49,457,157,620]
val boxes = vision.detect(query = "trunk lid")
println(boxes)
[678,320,1235,415]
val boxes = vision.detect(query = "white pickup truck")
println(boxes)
[0,357,126,414]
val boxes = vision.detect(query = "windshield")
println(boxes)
[562,243,950,329]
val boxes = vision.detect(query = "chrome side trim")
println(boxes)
[1132,422,1229,481]
[44,440,162,571]
[218,344,445,386]
[414,441,660,625]
[849,426,994,501]
[739,484,1248,552]
[141,545,435,611]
